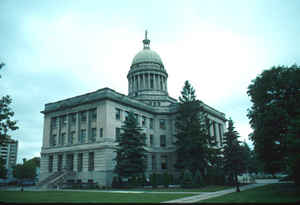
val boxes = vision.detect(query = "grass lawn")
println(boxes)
[200,183,300,203]
[0,190,195,203]
[127,185,232,192]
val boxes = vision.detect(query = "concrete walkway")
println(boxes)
[161,182,277,203]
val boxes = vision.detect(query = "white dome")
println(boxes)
[131,49,163,66]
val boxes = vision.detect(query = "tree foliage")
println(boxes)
[247,65,300,174]
[114,112,147,179]
[0,157,7,178]
[222,118,245,191]
[0,63,18,145]
[13,157,40,180]
[174,80,214,174]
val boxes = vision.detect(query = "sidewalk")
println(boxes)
[161,183,269,203]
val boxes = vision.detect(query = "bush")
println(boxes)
[193,169,203,187]
[163,172,170,188]
[150,173,157,188]
[181,169,193,188]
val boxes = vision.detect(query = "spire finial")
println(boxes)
[143,30,150,49]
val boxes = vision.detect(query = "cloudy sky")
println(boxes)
[1,0,299,163]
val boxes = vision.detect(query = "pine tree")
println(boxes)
[174,80,212,175]
[222,118,245,192]
[114,112,147,180]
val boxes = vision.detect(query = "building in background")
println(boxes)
[0,137,18,179]
[39,32,227,187]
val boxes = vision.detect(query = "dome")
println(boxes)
[131,49,163,66]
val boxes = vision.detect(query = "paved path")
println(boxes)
[161,182,274,203]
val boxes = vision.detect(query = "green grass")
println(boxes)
[0,190,195,203]
[200,183,300,203]
[125,185,231,192]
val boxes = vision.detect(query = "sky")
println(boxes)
[1,0,300,163]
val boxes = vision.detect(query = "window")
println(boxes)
[78,153,83,172]
[61,133,66,145]
[51,117,57,128]
[91,109,97,122]
[152,155,156,171]
[150,135,153,147]
[58,154,63,171]
[160,135,166,147]
[149,118,154,129]
[68,131,75,144]
[80,129,86,144]
[212,121,217,142]
[142,116,146,127]
[80,111,87,122]
[115,128,121,141]
[61,115,67,127]
[48,155,53,172]
[115,108,121,120]
[99,128,103,138]
[51,134,57,146]
[90,128,96,142]
[159,119,166,129]
[88,152,94,171]
[124,111,129,121]
[134,113,139,124]
[70,113,76,125]
[161,155,168,170]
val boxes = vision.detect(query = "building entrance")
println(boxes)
[66,154,74,171]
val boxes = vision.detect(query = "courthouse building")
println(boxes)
[39,32,227,187]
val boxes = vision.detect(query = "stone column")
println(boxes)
[76,112,80,144]
[73,152,78,172]
[137,75,140,90]
[148,73,151,89]
[57,117,61,145]
[87,111,90,143]
[131,77,134,93]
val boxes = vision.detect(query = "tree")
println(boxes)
[222,118,245,192]
[174,80,214,175]
[286,108,300,185]
[114,112,147,181]
[0,157,7,178]
[0,63,18,145]
[13,157,40,180]
[247,65,300,175]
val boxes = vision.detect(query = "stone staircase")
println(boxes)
[37,169,76,189]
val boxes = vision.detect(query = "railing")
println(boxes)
[38,169,76,189]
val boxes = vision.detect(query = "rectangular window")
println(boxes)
[99,128,103,138]
[150,135,153,147]
[142,116,146,127]
[134,114,139,125]
[115,108,121,120]
[51,117,57,129]
[91,109,97,122]
[212,121,217,142]
[88,152,94,171]
[115,128,121,141]
[124,111,129,121]
[61,115,67,127]
[58,154,63,171]
[80,129,86,144]
[149,118,154,129]
[159,119,166,129]
[68,131,75,144]
[152,155,156,171]
[61,133,66,145]
[161,155,168,170]
[90,128,96,142]
[160,135,166,147]
[51,134,57,146]
[80,111,87,122]
[78,153,83,172]
[70,113,76,125]
[48,155,53,172]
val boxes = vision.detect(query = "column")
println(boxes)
[165,77,168,92]
[76,112,80,144]
[73,152,78,172]
[132,77,134,93]
[148,73,151,89]
[137,75,140,90]
[87,111,90,143]
[143,73,146,89]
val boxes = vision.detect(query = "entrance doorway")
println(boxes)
[66,154,74,171]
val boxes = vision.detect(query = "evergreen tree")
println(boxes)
[0,63,18,145]
[222,118,245,192]
[174,80,213,174]
[114,112,147,180]
[0,157,7,178]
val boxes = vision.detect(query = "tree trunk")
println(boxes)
[235,172,240,192]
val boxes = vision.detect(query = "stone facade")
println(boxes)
[40,32,227,186]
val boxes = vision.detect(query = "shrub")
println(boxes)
[181,169,193,188]
[163,172,170,188]
[193,169,203,187]
[150,173,157,188]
